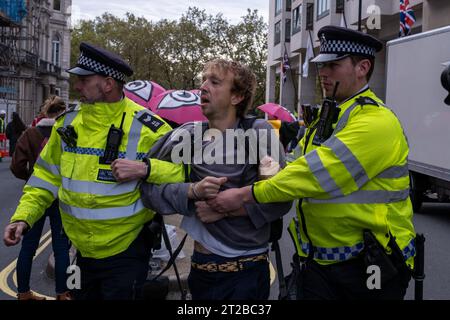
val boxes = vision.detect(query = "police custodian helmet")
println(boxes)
[311,26,383,63]
[67,42,133,82]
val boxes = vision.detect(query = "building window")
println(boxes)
[286,0,292,11]
[285,19,291,42]
[275,0,282,16]
[52,39,60,66]
[306,3,314,30]
[316,0,330,20]
[53,0,61,11]
[274,21,281,45]
[292,5,302,34]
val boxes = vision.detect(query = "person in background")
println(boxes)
[0,110,5,133]
[5,111,27,156]
[267,119,305,153]
[10,96,71,300]
[31,104,47,127]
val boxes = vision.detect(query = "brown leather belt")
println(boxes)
[191,253,268,273]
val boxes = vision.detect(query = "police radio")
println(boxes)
[301,104,319,128]
[312,82,341,146]
[57,125,78,148]
[100,112,126,164]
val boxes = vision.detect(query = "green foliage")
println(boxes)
[70,7,268,109]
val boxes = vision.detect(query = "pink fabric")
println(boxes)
[148,90,207,124]
[257,103,296,122]
[124,80,166,109]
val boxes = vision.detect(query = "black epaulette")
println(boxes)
[56,105,79,121]
[135,109,165,133]
[356,96,379,107]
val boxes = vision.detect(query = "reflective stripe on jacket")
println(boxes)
[253,88,415,267]
[12,98,185,259]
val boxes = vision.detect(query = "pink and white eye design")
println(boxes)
[124,80,154,102]
[156,90,201,109]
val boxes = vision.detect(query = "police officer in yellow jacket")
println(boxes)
[0,110,5,133]
[207,26,416,300]
[3,43,184,300]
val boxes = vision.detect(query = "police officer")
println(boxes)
[207,26,416,300]
[0,110,5,133]
[3,43,184,300]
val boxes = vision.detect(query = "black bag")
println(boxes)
[141,276,170,300]
[279,254,303,300]
[147,213,163,251]
[269,216,283,243]
[362,229,399,286]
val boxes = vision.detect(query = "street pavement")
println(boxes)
[1,156,450,300]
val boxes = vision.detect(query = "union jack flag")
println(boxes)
[281,51,290,84]
[399,0,416,37]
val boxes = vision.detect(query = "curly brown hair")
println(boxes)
[203,59,256,118]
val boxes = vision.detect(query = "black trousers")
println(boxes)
[73,227,153,300]
[188,251,270,300]
[300,257,412,300]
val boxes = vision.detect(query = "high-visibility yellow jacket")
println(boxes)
[11,98,185,259]
[253,88,416,267]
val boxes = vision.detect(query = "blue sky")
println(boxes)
[71,0,269,25]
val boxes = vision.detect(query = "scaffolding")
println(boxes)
[0,0,27,24]
[0,0,48,124]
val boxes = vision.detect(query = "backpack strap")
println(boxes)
[238,116,259,188]
[273,239,288,298]
[188,122,209,182]
[148,215,188,300]
[241,117,288,297]
[239,116,258,131]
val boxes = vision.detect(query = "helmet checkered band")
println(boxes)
[320,39,376,57]
[78,54,127,82]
